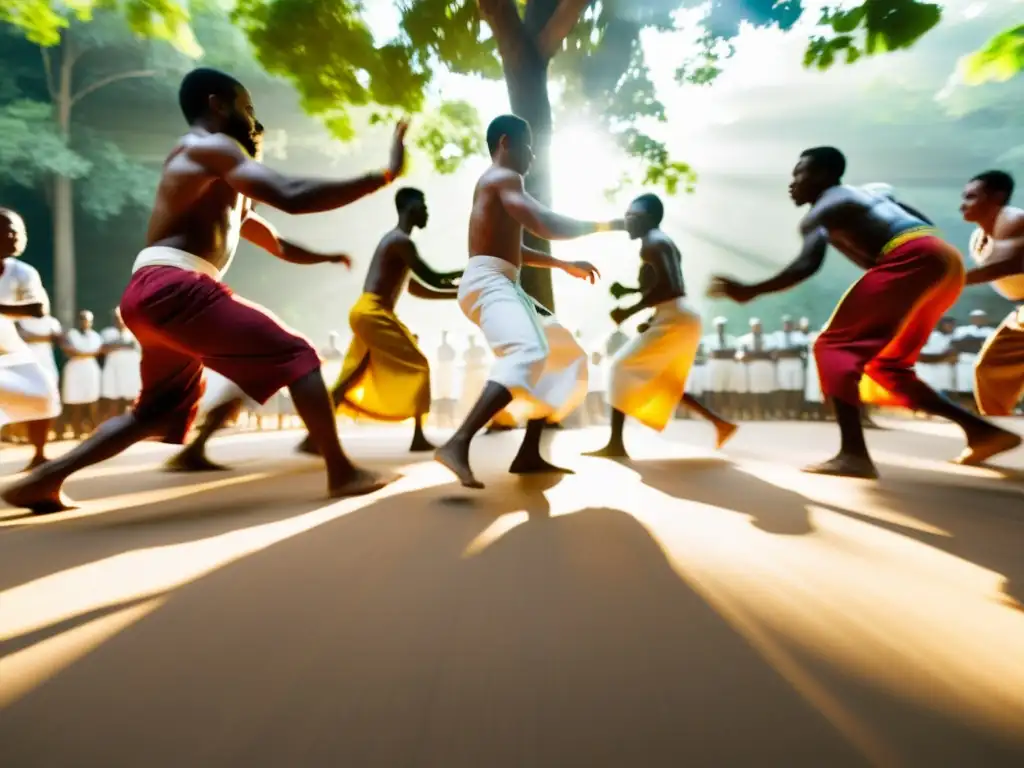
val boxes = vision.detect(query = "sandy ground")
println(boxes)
[1,418,1022,767]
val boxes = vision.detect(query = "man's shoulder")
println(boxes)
[9,259,41,281]
[478,165,521,189]
[995,206,1024,238]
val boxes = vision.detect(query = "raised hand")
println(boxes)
[562,260,601,284]
[388,119,410,179]
[326,253,353,268]
[707,276,758,304]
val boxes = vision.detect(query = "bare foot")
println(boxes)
[509,454,575,475]
[164,451,230,473]
[21,455,48,472]
[328,468,395,498]
[295,435,321,456]
[435,442,484,489]
[714,422,738,450]
[802,454,879,480]
[408,436,437,453]
[582,444,629,459]
[954,428,1022,466]
[2,474,78,515]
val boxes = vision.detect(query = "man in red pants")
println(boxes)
[710,147,1020,478]
[3,68,409,513]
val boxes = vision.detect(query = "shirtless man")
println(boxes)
[2,67,408,513]
[961,170,1024,415]
[434,114,620,488]
[162,123,356,472]
[710,147,1019,478]
[585,193,735,458]
[295,186,461,454]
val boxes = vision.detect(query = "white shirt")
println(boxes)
[0,258,47,355]
[738,332,776,355]
[701,333,737,353]
[770,329,808,352]
[971,227,1024,302]
[952,323,993,353]
[920,330,953,357]
[100,326,139,352]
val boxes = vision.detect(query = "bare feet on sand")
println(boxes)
[801,454,879,480]
[954,428,1022,466]
[434,442,484,489]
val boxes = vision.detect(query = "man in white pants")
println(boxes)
[952,309,994,407]
[60,310,103,437]
[100,308,142,419]
[0,208,62,469]
[737,317,776,420]
[434,114,617,489]
[772,315,807,419]
[702,316,740,418]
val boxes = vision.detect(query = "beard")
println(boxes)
[225,113,258,157]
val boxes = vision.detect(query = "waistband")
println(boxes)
[132,247,222,281]
[464,255,519,280]
[881,226,939,257]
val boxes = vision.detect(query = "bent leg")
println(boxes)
[2,343,203,514]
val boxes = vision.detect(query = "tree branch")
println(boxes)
[40,49,57,100]
[537,0,593,59]
[70,69,156,107]
[477,0,529,63]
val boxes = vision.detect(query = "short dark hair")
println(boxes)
[179,68,243,125]
[971,170,1014,204]
[395,187,424,213]
[631,193,664,226]
[800,146,846,181]
[486,114,531,156]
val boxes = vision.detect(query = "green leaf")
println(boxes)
[957,24,1024,86]
[0,100,91,186]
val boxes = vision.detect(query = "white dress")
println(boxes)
[737,332,777,395]
[100,326,142,400]
[17,315,61,386]
[62,328,104,405]
[0,259,62,427]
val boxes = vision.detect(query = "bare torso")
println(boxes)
[638,229,686,306]
[803,185,930,269]
[146,132,251,270]
[362,228,413,308]
[468,166,523,267]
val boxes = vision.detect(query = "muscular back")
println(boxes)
[363,229,414,308]
[146,132,249,270]
[468,166,524,266]
[803,185,930,269]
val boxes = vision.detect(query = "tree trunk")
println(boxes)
[504,50,556,311]
[52,39,76,324]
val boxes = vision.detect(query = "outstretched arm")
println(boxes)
[966,218,1024,285]
[399,239,461,294]
[241,212,350,266]
[190,122,407,216]
[499,173,623,240]
[750,228,829,295]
